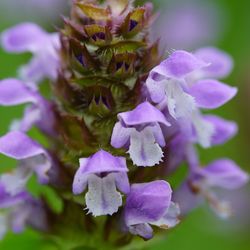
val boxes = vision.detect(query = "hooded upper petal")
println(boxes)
[188,79,237,109]
[194,47,234,79]
[0,131,47,159]
[151,50,207,79]
[0,131,51,183]
[118,101,170,128]
[197,159,249,189]
[0,79,37,106]
[1,23,47,53]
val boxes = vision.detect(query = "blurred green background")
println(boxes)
[0,0,249,249]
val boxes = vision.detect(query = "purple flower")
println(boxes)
[0,168,43,239]
[1,22,60,83]
[10,198,48,234]
[0,194,48,239]
[124,180,180,239]
[0,131,51,184]
[111,102,170,167]
[73,150,130,216]
[0,78,55,135]
[174,159,249,218]
[146,49,237,147]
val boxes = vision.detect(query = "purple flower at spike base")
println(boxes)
[111,101,170,167]
[0,78,55,135]
[0,131,51,184]
[124,180,180,239]
[1,22,60,83]
[73,150,130,217]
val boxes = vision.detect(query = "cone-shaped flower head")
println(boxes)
[73,150,130,216]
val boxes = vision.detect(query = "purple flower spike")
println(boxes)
[0,78,55,134]
[194,47,234,79]
[204,115,238,145]
[0,131,51,184]
[124,181,180,239]
[73,150,129,216]
[111,102,170,167]
[188,79,237,109]
[1,22,60,82]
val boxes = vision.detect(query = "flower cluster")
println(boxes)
[0,0,248,248]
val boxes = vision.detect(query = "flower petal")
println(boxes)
[151,123,166,147]
[118,101,170,128]
[0,131,51,183]
[0,168,31,196]
[0,131,46,159]
[194,47,234,79]
[85,174,123,216]
[1,23,46,53]
[198,159,249,189]
[146,77,166,103]
[151,202,180,229]
[113,172,130,194]
[125,180,172,226]
[72,158,90,195]
[151,50,207,79]
[128,127,164,167]
[204,115,238,145]
[79,150,128,176]
[0,79,37,106]
[111,122,132,148]
[191,111,215,148]
[165,81,196,119]
[188,79,237,109]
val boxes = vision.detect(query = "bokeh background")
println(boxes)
[0,0,249,249]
